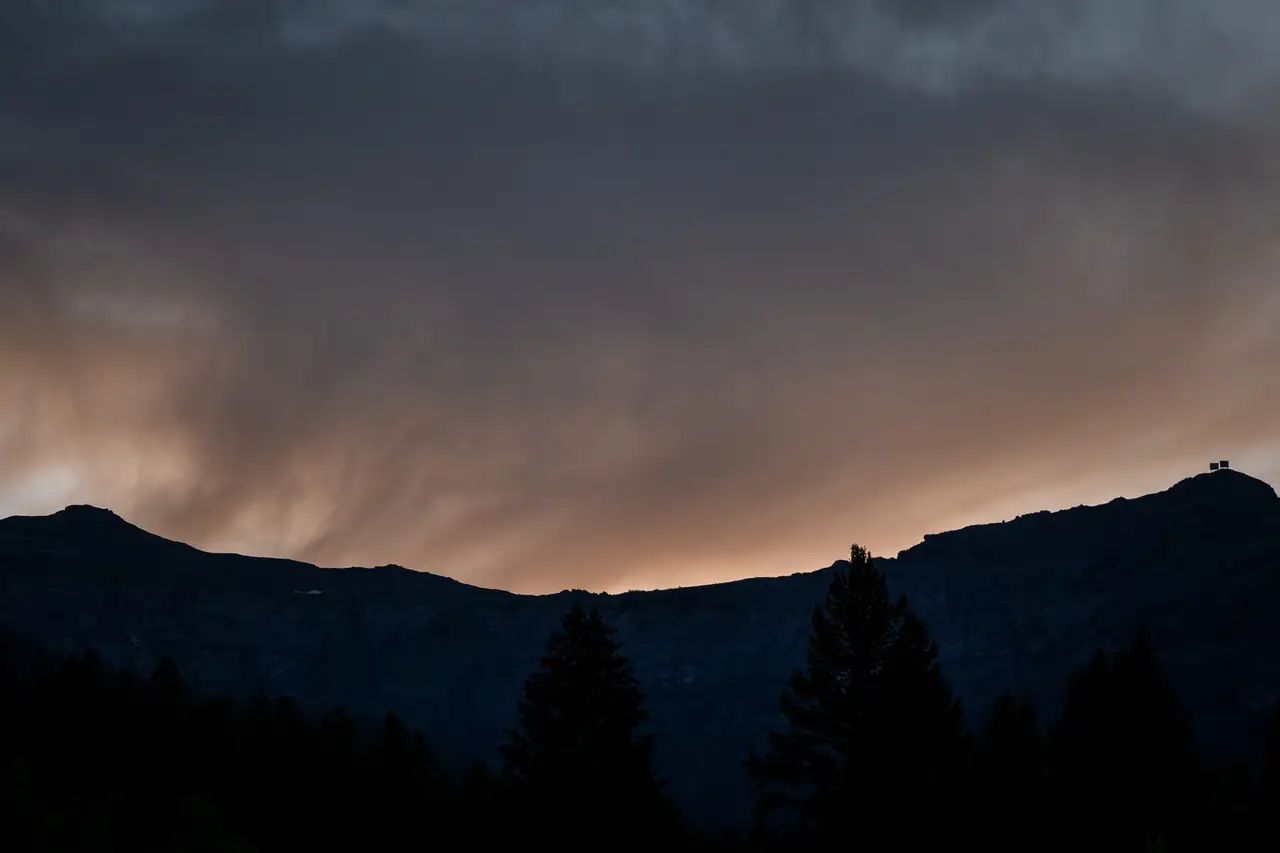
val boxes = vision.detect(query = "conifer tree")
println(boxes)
[1050,632,1202,852]
[1265,706,1280,793]
[974,692,1046,849]
[1259,706,1280,848]
[502,603,674,840]
[747,545,965,846]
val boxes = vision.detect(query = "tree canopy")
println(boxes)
[503,603,677,842]
[1050,632,1203,852]
[747,544,965,846]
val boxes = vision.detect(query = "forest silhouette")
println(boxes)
[2,545,1279,851]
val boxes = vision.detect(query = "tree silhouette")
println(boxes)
[4,602,1280,850]
[1049,632,1203,852]
[1260,706,1280,849]
[502,603,675,842]
[747,545,965,847]
[0,636,472,853]
[973,692,1046,849]
[1266,706,1280,793]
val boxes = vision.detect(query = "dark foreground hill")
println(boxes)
[2,469,1279,826]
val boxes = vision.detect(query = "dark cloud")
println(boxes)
[2,1,1279,592]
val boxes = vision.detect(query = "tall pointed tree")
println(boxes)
[1049,632,1203,852]
[1251,705,1280,848]
[747,544,965,845]
[502,603,674,840]
[1265,705,1280,796]
[974,692,1047,849]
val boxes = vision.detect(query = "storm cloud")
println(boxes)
[3,0,1279,592]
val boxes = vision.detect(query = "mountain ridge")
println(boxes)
[2,467,1278,827]
[5,467,1273,595]
[0,503,196,559]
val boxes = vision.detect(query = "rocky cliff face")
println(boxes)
[2,470,1278,826]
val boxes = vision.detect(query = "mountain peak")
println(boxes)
[0,504,180,556]
[54,504,125,522]
[1166,468,1278,503]
[899,468,1279,564]
[48,504,142,534]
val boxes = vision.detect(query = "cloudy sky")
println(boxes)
[2,0,1279,593]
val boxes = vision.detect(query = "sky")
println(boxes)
[2,0,1279,594]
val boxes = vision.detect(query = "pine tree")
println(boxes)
[1260,707,1280,849]
[1265,706,1280,794]
[974,692,1046,849]
[747,545,965,847]
[502,603,674,841]
[1049,632,1202,852]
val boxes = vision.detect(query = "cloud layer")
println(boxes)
[3,1,1279,592]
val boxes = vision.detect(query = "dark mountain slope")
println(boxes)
[0,504,194,557]
[1,469,1278,826]
[907,469,1278,563]
[887,470,1280,761]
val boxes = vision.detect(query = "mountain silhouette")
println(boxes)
[1,468,1278,827]
[0,504,191,556]
[906,469,1277,562]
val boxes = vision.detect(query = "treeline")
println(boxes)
[0,607,687,852]
[2,546,1279,851]
[745,546,1280,851]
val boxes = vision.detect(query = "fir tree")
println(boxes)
[1049,632,1202,852]
[1260,707,1280,849]
[974,692,1046,849]
[502,603,674,841]
[747,545,965,847]
[1265,706,1280,795]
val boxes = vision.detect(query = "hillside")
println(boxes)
[2,469,1278,826]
